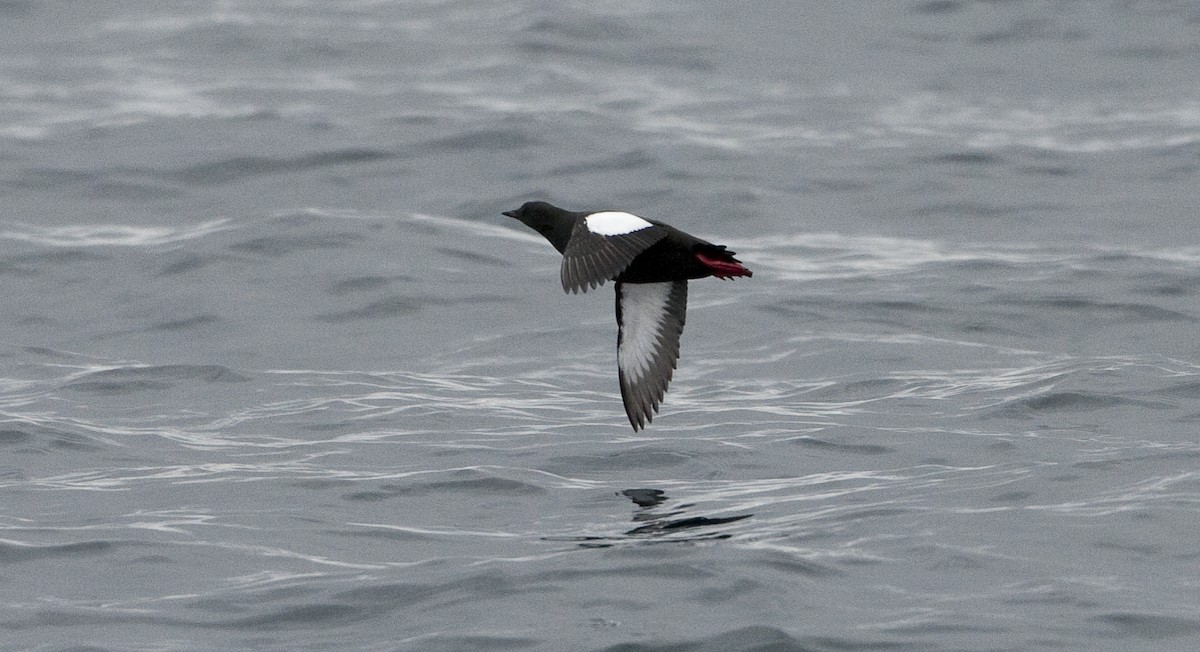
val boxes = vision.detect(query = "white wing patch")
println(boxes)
[585,211,654,236]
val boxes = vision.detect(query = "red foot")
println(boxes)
[695,252,753,279]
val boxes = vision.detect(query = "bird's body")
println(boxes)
[503,201,752,430]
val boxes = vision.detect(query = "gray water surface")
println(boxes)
[2,2,1200,650]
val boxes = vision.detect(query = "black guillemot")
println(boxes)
[503,201,752,430]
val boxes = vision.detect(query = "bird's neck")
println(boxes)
[538,219,576,254]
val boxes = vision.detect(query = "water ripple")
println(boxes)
[0,219,234,247]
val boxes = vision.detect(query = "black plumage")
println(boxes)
[504,201,751,430]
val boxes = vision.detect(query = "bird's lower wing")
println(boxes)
[616,280,687,431]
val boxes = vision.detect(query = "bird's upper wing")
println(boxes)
[616,280,688,431]
[561,212,667,294]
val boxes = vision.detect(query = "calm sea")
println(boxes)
[2,1,1200,650]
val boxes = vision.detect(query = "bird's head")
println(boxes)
[502,201,556,227]
[502,201,575,253]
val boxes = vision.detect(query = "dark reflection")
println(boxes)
[621,488,667,508]
[549,488,752,548]
[622,488,752,538]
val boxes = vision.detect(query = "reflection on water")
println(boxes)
[545,488,753,548]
